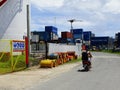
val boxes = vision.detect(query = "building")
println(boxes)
[114,32,120,48]
[0,0,30,40]
[91,36,113,50]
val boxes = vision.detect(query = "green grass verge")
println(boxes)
[0,55,27,74]
[102,50,120,55]
[65,58,81,64]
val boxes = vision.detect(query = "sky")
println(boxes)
[31,0,120,38]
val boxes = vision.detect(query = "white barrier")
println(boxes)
[48,43,82,57]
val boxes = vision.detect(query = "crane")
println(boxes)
[68,19,82,33]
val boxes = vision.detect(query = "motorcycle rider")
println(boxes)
[81,50,91,71]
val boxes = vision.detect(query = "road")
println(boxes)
[27,52,120,90]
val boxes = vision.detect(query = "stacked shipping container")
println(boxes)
[60,31,73,44]
[72,29,83,43]
[61,31,73,39]
[83,31,91,41]
[45,26,58,41]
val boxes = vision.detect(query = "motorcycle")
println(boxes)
[82,60,91,71]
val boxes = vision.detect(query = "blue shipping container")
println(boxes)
[72,29,83,34]
[45,26,58,35]
[73,34,83,39]
[83,31,91,41]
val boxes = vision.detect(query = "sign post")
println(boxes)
[11,40,26,71]
[25,37,29,68]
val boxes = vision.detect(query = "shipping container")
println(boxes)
[45,26,58,35]
[73,34,83,40]
[45,32,58,41]
[58,38,73,44]
[61,31,73,39]
[72,29,83,34]
[31,31,46,41]
[72,29,83,43]
[83,31,92,41]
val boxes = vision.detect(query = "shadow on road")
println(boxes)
[77,69,89,72]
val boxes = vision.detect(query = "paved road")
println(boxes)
[27,52,120,90]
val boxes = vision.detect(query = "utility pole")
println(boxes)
[27,4,30,56]
[68,19,82,33]
[68,19,75,33]
[26,4,30,68]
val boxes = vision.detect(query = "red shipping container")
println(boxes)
[61,32,73,39]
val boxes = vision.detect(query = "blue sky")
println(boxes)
[31,0,120,37]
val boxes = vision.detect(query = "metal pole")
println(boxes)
[45,41,48,59]
[26,4,30,56]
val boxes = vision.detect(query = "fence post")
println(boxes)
[10,40,14,71]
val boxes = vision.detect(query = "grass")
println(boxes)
[0,59,11,74]
[102,49,120,55]
[0,55,26,74]
[65,58,82,64]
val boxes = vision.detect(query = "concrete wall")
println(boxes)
[48,43,82,57]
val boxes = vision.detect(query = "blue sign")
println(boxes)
[13,41,25,52]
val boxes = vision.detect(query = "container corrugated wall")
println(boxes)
[61,32,73,39]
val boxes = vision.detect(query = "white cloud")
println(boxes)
[102,0,120,14]
[31,0,64,9]
[73,20,95,28]
[62,0,102,11]
[31,0,120,37]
